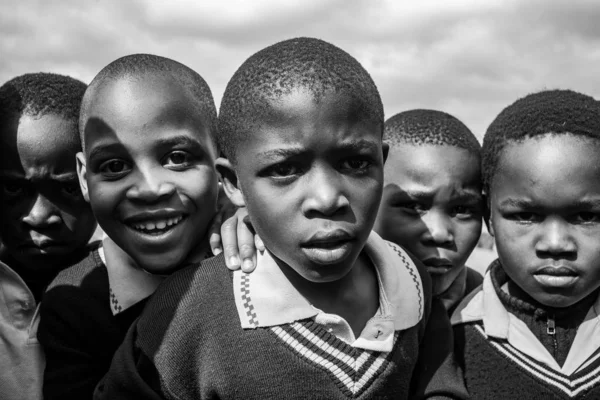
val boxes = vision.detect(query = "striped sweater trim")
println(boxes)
[474,324,600,396]
[270,321,398,397]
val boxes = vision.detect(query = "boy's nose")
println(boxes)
[302,170,349,218]
[127,169,176,203]
[22,194,62,228]
[536,220,576,257]
[423,211,454,246]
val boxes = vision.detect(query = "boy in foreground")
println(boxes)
[0,73,97,400]
[37,54,220,399]
[452,90,600,398]
[95,38,467,399]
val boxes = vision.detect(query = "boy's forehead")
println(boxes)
[384,144,480,188]
[1,113,80,175]
[493,135,600,195]
[241,90,381,153]
[83,75,213,148]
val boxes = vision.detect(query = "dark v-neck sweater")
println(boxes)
[492,264,597,367]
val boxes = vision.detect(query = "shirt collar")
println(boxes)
[451,263,600,375]
[99,238,210,316]
[0,260,38,331]
[233,231,424,346]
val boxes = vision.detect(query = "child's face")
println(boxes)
[374,145,482,296]
[489,134,600,308]
[78,75,219,274]
[229,90,385,282]
[0,113,97,272]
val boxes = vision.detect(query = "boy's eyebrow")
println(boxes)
[0,171,25,180]
[49,173,79,182]
[572,199,600,209]
[258,139,380,161]
[498,198,533,208]
[154,135,206,150]
[88,142,124,161]
[0,171,77,182]
[399,188,481,201]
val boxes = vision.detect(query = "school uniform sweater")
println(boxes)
[95,232,468,399]
[37,243,148,400]
[451,261,600,399]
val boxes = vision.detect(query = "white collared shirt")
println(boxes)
[233,231,424,352]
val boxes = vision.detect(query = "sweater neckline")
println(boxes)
[490,261,598,322]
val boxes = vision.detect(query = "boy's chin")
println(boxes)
[533,291,593,309]
[132,253,187,276]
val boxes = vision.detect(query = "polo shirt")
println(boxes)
[0,260,43,400]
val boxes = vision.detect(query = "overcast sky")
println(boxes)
[2,0,600,139]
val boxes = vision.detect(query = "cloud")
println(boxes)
[1,0,600,138]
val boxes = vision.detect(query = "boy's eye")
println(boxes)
[452,205,475,218]
[576,212,599,223]
[99,160,131,177]
[269,163,299,177]
[61,183,81,198]
[394,201,425,215]
[164,151,192,169]
[341,158,371,171]
[514,212,537,222]
[2,182,26,196]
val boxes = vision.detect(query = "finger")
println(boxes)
[238,215,257,273]
[255,234,265,252]
[208,212,224,255]
[221,213,242,270]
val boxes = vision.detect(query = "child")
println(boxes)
[374,109,483,312]
[37,54,220,400]
[451,89,600,398]
[0,73,97,400]
[95,37,467,399]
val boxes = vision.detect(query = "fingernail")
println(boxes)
[242,259,253,271]
[229,256,240,267]
[213,247,222,255]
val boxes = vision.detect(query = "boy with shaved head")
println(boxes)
[37,54,220,399]
[375,109,483,312]
[96,38,467,400]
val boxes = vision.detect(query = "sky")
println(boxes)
[2,0,600,139]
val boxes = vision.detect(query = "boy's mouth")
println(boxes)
[422,257,454,275]
[125,214,185,236]
[533,266,578,288]
[301,230,355,265]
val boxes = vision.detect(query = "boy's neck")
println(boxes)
[277,252,379,338]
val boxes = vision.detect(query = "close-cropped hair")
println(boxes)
[0,72,86,129]
[482,89,600,193]
[384,109,480,153]
[79,53,217,149]
[218,37,384,162]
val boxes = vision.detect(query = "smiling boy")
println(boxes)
[37,54,219,400]
[375,110,483,312]
[451,90,600,398]
[0,73,97,400]
[95,38,466,400]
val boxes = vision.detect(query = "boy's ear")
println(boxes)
[482,192,493,236]
[76,152,90,203]
[382,142,389,164]
[215,157,246,207]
